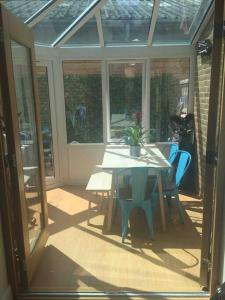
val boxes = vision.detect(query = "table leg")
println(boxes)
[157,172,166,232]
[107,190,114,231]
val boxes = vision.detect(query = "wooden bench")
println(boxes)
[86,168,113,225]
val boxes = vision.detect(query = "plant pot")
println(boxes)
[130,145,141,157]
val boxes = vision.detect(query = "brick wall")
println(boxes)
[194,17,213,196]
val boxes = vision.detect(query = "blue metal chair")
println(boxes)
[115,168,154,242]
[161,143,179,164]
[154,150,192,223]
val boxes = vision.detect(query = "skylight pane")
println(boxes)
[3,0,51,22]
[101,0,154,45]
[32,0,96,46]
[63,17,99,47]
[153,0,213,44]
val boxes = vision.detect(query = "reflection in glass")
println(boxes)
[32,0,97,46]
[109,63,143,139]
[150,58,190,142]
[153,0,213,44]
[11,41,44,252]
[64,17,99,47]
[36,66,55,178]
[63,61,103,143]
[101,0,153,45]
[3,0,51,22]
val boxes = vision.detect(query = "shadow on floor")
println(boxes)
[31,244,161,297]
[31,186,202,292]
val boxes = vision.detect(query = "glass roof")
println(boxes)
[3,0,51,22]
[3,0,213,47]
[64,17,99,47]
[153,0,213,44]
[32,0,96,46]
[101,0,153,45]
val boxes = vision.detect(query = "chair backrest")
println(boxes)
[174,150,192,186]
[168,143,179,164]
[115,167,149,203]
[131,167,149,203]
[159,142,179,163]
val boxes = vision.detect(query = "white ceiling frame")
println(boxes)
[96,11,104,47]
[52,0,107,48]
[147,0,160,45]
[25,0,64,28]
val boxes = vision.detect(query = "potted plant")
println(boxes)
[122,112,149,157]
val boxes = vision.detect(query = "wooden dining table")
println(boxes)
[100,144,171,232]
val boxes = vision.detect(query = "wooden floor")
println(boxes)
[30,186,203,293]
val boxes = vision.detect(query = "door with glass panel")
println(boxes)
[36,62,59,187]
[108,61,144,141]
[0,5,48,284]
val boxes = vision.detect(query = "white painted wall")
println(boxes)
[67,144,105,185]
[0,215,12,300]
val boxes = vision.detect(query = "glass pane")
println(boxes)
[63,61,103,143]
[101,0,154,45]
[153,0,213,44]
[36,65,55,179]
[109,63,143,139]
[150,58,190,142]
[33,0,96,46]
[64,17,99,47]
[3,0,51,23]
[11,41,44,252]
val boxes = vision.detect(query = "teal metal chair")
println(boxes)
[115,167,154,243]
[154,150,192,223]
[161,143,179,164]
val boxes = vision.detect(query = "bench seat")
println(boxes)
[86,168,113,226]
[86,170,112,192]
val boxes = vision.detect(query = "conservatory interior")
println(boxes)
[0,0,216,296]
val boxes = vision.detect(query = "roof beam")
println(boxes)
[147,0,160,46]
[25,0,64,28]
[52,0,107,48]
[96,11,104,47]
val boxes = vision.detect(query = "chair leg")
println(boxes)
[99,192,104,211]
[121,207,130,243]
[87,199,91,225]
[166,195,172,217]
[175,194,185,224]
[143,203,154,240]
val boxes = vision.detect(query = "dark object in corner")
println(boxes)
[196,39,212,56]
[168,114,195,193]
[210,283,225,300]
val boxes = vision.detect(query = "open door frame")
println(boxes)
[200,0,225,293]
[0,4,48,289]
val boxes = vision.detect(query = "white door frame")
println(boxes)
[36,60,60,188]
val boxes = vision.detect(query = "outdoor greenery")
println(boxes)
[64,74,103,143]
[109,75,142,139]
[60,72,181,144]
[109,76,142,115]
[150,73,181,142]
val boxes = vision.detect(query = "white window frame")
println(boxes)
[36,45,195,146]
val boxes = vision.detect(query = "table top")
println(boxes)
[101,145,171,171]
